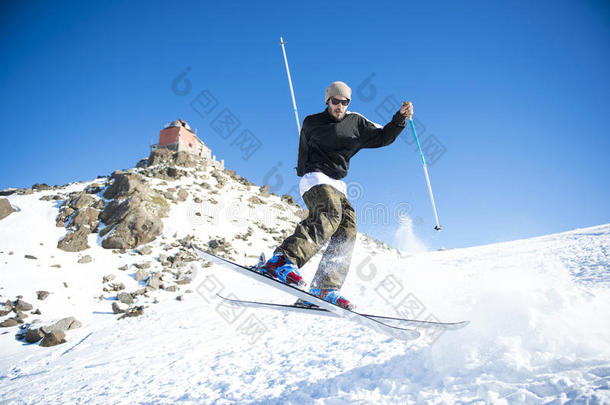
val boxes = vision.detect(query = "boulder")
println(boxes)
[25,327,45,343]
[117,292,134,305]
[0,318,19,327]
[177,188,189,201]
[40,317,82,334]
[36,291,50,300]
[0,198,17,220]
[100,195,168,250]
[78,255,93,264]
[136,245,153,255]
[103,171,150,200]
[39,331,66,347]
[135,269,149,282]
[111,302,128,314]
[146,273,161,290]
[57,225,91,252]
[14,299,33,312]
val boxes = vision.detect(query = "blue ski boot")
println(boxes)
[296,288,355,310]
[260,251,307,288]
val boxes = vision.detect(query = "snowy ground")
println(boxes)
[1,175,609,404]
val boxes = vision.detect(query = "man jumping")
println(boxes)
[261,81,413,309]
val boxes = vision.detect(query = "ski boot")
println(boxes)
[260,251,307,288]
[296,288,355,310]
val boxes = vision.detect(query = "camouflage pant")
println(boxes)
[279,184,357,290]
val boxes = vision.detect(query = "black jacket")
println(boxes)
[296,108,406,179]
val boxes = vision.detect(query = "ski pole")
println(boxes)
[279,36,301,135]
[409,117,442,231]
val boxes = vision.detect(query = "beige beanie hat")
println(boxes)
[325,81,352,104]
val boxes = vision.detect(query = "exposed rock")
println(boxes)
[136,245,153,255]
[118,306,144,320]
[24,254,37,260]
[177,188,189,201]
[158,253,169,266]
[69,192,96,210]
[78,255,93,264]
[211,171,227,187]
[0,309,11,316]
[248,196,265,205]
[134,262,152,271]
[117,292,134,305]
[112,302,128,314]
[135,269,149,282]
[4,300,13,311]
[146,149,203,169]
[0,318,19,327]
[56,207,75,227]
[36,291,50,300]
[226,170,253,186]
[118,264,129,271]
[39,331,66,347]
[0,188,18,196]
[0,198,17,220]
[84,183,105,194]
[40,194,64,201]
[57,225,92,252]
[259,185,271,197]
[32,183,53,191]
[25,327,45,343]
[147,273,161,290]
[15,311,28,320]
[40,317,82,334]
[281,194,297,206]
[14,299,33,312]
[165,285,178,292]
[106,282,125,292]
[32,308,41,315]
[100,174,169,249]
[104,172,148,200]
[71,207,100,230]
[102,274,116,283]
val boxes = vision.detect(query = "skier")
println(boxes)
[261,81,413,309]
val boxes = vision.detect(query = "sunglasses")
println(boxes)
[330,97,350,106]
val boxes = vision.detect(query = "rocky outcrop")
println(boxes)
[146,149,203,168]
[99,171,169,250]
[56,190,104,252]
[0,198,17,220]
[57,225,92,252]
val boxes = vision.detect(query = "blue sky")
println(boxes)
[1,0,609,250]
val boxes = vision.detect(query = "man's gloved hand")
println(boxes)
[399,101,414,119]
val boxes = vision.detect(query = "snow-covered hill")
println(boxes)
[0,161,609,404]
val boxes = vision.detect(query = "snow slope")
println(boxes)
[1,168,609,404]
